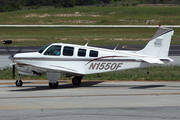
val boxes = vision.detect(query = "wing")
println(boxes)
[17,62,82,76]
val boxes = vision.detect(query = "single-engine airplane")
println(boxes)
[7,27,174,88]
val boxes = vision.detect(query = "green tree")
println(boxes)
[75,0,96,5]
[17,4,22,10]
[11,1,17,10]
[37,3,41,8]
[47,0,54,5]
[160,0,164,3]
[31,5,34,9]
[64,0,75,7]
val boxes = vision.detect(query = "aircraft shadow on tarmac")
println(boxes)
[9,81,104,91]
[130,85,165,89]
[9,81,166,92]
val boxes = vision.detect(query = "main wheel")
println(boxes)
[15,80,23,87]
[49,81,59,88]
[72,77,81,86]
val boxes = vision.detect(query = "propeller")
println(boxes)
[3,40,22,79]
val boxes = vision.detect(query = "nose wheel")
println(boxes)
[15,74,23,87]
[16,80,23,87]
[16,74,23,87]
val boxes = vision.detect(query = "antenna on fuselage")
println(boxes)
[113,44,119,50]
[85,40,90,46]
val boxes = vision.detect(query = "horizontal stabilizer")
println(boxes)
[141,57,164,64]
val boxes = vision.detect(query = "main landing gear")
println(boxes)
[15,74,23,87]
[72,76,82,86]
[48,76,82,88]
[48,76,82,89]
[49,81,59,89]
[14,74,83,88]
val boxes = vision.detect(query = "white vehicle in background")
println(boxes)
[6,27,174,88]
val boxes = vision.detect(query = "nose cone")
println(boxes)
[8,55,14,61]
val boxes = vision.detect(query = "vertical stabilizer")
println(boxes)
[137,27,174,58]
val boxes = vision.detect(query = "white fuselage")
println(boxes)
[7,27,174,88]
[13,43,154,77]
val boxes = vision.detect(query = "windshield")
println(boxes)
[44,45,61,56]
[38,44,51,53]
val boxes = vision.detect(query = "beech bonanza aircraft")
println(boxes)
[6,27,174,88]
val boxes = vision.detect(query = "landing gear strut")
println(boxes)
[72,76,82,86]
[15,74,23,87]
[49,81,59,88]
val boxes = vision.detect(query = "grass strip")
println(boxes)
[0,6,180,25]
[1,27,180,46]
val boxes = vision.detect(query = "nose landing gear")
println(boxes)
[15,74,23,87]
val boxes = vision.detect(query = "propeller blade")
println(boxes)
[13,64,15,79]
[6,46,13,56]
[4,40,18,79]
[17,47,22,54]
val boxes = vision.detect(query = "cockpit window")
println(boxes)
[38,44,51,53]
[44,45,61,56]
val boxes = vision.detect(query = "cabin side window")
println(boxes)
[89,50,98,57]
[63,46,74,56]
[44,45,61,56]
[78,48,86,57]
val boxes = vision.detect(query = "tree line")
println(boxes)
[0,0,180,12]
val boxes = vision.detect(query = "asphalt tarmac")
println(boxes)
[0,80,180,120]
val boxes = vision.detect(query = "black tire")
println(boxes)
[72,77,81,86]
[49,81,59,88]
[15,80,23,87]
